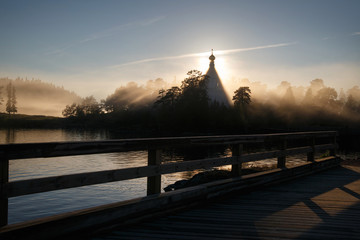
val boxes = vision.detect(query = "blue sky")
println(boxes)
[1,0,359,99]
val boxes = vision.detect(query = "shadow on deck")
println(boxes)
[92,164,360,239]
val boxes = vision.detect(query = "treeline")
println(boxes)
[0,77,82,116]
[62,71,360,135]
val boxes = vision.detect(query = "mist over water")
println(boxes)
[1,75,360,124]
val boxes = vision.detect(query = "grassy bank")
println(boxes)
[0,113,65,128]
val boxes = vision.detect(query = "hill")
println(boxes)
[0,78,82,116]
[0,113,65,128]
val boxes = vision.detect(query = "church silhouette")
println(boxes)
[205,50,231,107]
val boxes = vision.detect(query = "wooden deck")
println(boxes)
[92,164,360,240]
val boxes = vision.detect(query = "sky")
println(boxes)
[1,0,359,99]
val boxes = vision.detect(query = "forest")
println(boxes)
[1,72,359,137]
[0,77,82,116]
[59,70,360,136]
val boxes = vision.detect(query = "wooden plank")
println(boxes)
[102,165,359,240]
[147,149,161,195]
[7,148,337,197]
[330,135,337,156]
[231,144,243,177]
[315,144,335,151]
[0,158,343,239]
[0,131,337,160]
[277,139,287,168]
[307,136,315,162]
[6,156,234,197]
[0,154,8,227]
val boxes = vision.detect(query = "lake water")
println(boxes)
[1,128,314,224]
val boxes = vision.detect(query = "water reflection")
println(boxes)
[0,128,110,144]
[4,129,311,225]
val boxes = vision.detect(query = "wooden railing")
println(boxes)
[0,131,338,228]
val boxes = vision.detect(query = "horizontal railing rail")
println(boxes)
[0,131,338,228]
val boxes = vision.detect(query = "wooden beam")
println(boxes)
[231,144,243,177]
[147,149,161,196]
[7,144,337,198]
[0,154,9,227]
[0,131,337,160]
[277,139,287,168]
[6,156,235,197]
[330,135,337,156]
[307,136,315,162]
[0,157,341,240]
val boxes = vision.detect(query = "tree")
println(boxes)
[155,70,209,110]
[180,70,209,105]
[0,86,3,106]
[103,82,157,112]
[6,81,17,114]
[302,88,314,105]
[339,88,346,106]
[62,96,101,118]
[153,70,209,131]
[155,87,181,108]
[282,87,296,106]
[347,86,360,102]
[233,87,251,109]
[344,94,360,114]
[82,96,102,115]
[276,81,291,96]
[310,79,325,95]
[315,87,338,107]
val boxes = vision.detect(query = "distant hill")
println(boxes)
[0,78,82,116]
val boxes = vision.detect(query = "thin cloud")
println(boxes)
[216,42,297,55]
[351,32,360,36]
[80,16,166,43]
[111,42,297,68]
[45,16,166,56]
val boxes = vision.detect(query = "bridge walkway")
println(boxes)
[92,165,360,240]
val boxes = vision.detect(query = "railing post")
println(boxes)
[307,137,315,162]
[330,134,337,156]
[0,153,9,227]
[147,149,161,196]
[231,144,243,177]
[277,139,287,168]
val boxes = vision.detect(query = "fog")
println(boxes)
[0,78,82,117]
[1,75,359,128]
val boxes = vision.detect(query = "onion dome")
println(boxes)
[209,49,216,61]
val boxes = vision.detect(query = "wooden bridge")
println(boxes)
[1,131,356,239]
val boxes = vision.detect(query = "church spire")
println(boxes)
[209,49,216,62]
[205,49,231,107]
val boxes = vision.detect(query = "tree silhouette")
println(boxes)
[62,103,79,118]
[233,86,251,108]
[153,70,209,131]
[347,86,360,101]
[315,87,338,107]
[62,96,101,118]
[310,78,325,94]
[344,94,360,114]
[282,87,296,106]
[6,81,17,114]
[155,87,181,108]
[302,88,314,105]
[0,86,3,106]
[103,81,158,112]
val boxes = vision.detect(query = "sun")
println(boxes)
[198,55,228,75]
[197,53,231,86]
[194,51,236,99]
